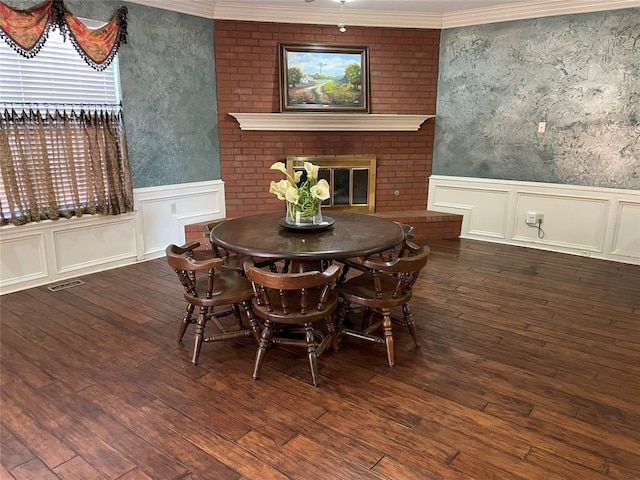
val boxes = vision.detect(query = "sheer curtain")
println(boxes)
[0,107,133,225]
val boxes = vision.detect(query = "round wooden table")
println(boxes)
[210,211,404,270]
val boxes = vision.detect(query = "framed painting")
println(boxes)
[279,43,369,113]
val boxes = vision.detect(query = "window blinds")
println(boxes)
[0,25,121,109]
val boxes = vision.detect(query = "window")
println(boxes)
[0,21,132,225]
[0,20,121,110]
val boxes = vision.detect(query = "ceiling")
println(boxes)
[128,0,638,28]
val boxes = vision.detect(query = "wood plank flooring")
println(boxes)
[1,239,639,480]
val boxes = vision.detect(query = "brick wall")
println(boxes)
[214,20,440,218]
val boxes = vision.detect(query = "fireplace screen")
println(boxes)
[286,156,376,213]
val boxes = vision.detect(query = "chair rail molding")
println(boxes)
[229,113,434,132]
[428,175,640,265]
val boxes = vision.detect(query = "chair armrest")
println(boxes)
[357,256,397,271]
[338,257,372,274]
[172,241,201,254]
[166,242,223,271]
[360,244,426,271]
[322,264,342,283]
[185,254,225,271]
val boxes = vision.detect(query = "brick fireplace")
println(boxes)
[184,20,462,247]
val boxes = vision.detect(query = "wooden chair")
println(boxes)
[204,219,251,272]
[338,222,416,284]
[336,242,430,367]
[243,261,341,387]
[166,242,260,365]
[376,222,417,261]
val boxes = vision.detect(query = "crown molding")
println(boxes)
[229,113,434,132]
[441,0,640,28]
[127,0,216,18]
[126,0,639,28]
[212,3,443,28]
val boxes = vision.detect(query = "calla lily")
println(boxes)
[269,179,289,200]
[270,161,298,185]
[294,170,303,183]
[270,162,288,175]
[310,179,330,201]
[285,186,299,204]
[304,162,319,180]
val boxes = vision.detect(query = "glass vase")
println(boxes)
[285,201,323,226]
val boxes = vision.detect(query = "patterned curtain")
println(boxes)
[0,0,127,70]
[0,108,134,225]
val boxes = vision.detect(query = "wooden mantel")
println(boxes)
[229,113,434,131]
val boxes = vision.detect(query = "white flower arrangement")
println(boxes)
[269,161,330,222]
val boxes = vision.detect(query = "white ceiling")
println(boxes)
[128,0,639,28]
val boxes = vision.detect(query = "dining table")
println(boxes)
[209,211,405,272]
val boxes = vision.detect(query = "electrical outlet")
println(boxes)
[526,212,544,224]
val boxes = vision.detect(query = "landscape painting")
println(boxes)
[279,44,369,112]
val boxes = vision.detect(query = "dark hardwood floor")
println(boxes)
[1,239,639,479]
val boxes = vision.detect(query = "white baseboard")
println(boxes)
[428,175,640,265]
[0,180,227,294]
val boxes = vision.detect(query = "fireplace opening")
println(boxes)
[286,155,376,213]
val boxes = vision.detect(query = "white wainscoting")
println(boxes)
[133,180,226,260]
[0,180,226,295]
[0,214,138,295]
[428,175,640,265]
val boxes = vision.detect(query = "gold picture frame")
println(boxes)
[279,43,370,113]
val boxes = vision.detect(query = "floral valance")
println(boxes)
[0,0,127,70]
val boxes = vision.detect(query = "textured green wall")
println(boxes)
[434,8,640,190]
[65,1,220,187]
